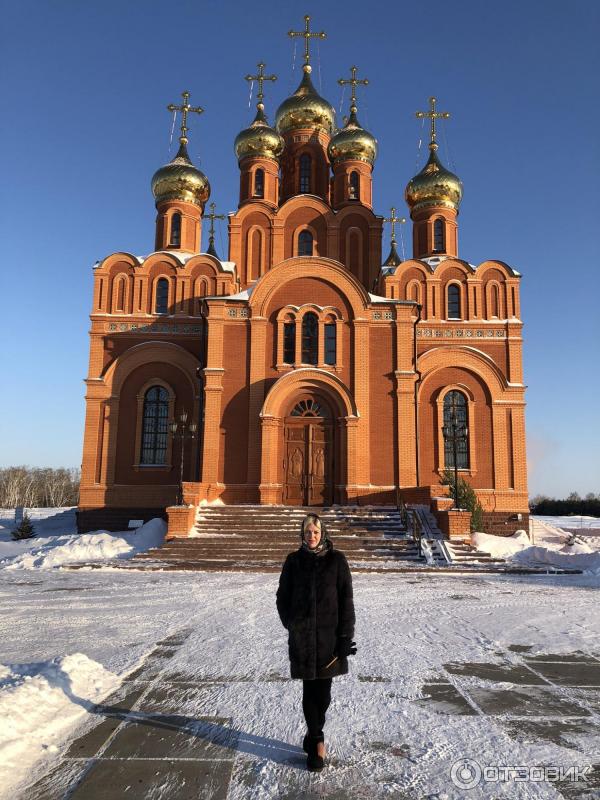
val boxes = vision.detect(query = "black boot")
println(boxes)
[306,736,325,772]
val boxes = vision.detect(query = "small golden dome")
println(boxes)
[234,104,284,162]
[275,65,335,135]
[405,143,462,213]
[327,105,377,166]
[151,142,210,208]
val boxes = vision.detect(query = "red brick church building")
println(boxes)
[78,21,528,535]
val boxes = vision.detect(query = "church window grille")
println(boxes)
[324,323,337,365]
[155,278,169,315]
[443,391,469,469]
[447,284,461,319]
[140,386,169,465]
[349,171,360,200]
[298,230,313,256]
[254,169,264,198]
[433,218,445,252]
[291,399,328,417]
[301,312,318,364]
[299,153,311,193]
[283,322,296,364]
[170,213,182,247]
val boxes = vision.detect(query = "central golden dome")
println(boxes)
[405,144,462,213]
[234,104,284,162]
[151,142,210,208]
[275,65,335,135]
[327,105,378,165]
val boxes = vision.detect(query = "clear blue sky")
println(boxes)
[1,0,598,498]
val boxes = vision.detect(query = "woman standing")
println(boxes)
[276,512,357,772]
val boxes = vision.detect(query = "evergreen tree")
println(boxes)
[11,512,36,541]
[441,470,484,532]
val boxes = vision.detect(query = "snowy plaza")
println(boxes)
[1,510,599,799]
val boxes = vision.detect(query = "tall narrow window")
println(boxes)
[349,170,360,200]
[324,322,337,365]
[299,153,311,193]
[301,312,318,364]
[140,386,169,465]
[433,218,445,252]
[116,278,125,311]
[283,322,296,364]
[298,230,313,256]
[170,213,181,247]
[254,168,264,198]
[447,284,461,319]
[155,278,169,314]
[491,284,500,317]
[443,391,469,469]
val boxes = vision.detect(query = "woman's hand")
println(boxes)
[336,636,357,658]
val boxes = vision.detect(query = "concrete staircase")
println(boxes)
[134,505,439,573]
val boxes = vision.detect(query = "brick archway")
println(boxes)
[259,369,358,505]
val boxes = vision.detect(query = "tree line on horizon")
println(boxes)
[529,492,600,517]
[0,466,80,508]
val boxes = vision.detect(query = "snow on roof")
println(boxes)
[226,286,253,300]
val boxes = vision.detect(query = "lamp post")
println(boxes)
[169,411,197,506]
[442,395,468,510]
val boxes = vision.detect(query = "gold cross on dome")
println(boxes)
[167,91,204,145]
[338,65,369,107]
[416,96,450,146]
[383,207,406,242]
[206,202,225,239]
[245,62,277,104]
[288,15,326,65]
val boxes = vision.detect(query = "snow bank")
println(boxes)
[0,653,119,796]
[471,529,530,557]
[473,528,600,574]
[1,518,166,570]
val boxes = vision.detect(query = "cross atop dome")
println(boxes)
[338,65,369,110]
[167,90,204,146]
[288,14,326,70]
[245,62,277,107]
[416,96,450,151]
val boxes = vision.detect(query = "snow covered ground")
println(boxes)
[0,509,598,798]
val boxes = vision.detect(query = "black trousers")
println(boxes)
[302,678,333,741]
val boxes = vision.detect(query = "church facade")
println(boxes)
[78,23,528,535]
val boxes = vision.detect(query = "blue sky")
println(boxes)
[1,0,598,498]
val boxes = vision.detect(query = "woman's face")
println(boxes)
[304,522,321,549]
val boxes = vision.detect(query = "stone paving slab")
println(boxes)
[414,681,478,715]
[467,685,591,717]
[524,661,600,686]
[501,716,599,748]
[443,660,550,685]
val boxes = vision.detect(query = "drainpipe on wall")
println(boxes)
[413,303,422,488]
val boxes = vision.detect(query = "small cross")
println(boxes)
[383,207,406,243]
[416,96,450,146]
[206,202,225,241]
[288,15,326,65]
[338,65,369,108]
[245,62,277,104]
[167,91,204,145]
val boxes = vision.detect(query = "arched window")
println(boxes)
[491,283,500,317]
[283,320,296,364]
[433,218,445,252]
[170,213,181,247]
[254,168,264,198]
[114,277,125,311]
[324,321,337,365]
[301,312,318,364]
[140,386,169,465]
[155,278,169,314]
[447,284,461,320]
[443,391,469,469]
[349,171,360,200]
[298,230,313,256]
[299,153,311,193]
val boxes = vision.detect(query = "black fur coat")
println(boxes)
[276,538,355,680]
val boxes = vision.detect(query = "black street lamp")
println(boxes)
[442,395,468,510]
[169,411,197,506]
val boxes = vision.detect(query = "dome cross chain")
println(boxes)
[383,207,406,244]
[167,91,204,146]
[416,96,450,149]
[288,15,326,66]
[245,62,277,107]
[338,65,369,110]
[206,202,225,244]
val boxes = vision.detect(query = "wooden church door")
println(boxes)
[283,398,333,506]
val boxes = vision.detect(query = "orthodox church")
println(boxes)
[78,17,528,536]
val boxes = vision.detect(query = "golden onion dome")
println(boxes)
[234,104,284,162]
[275,65,335,135]
[327,105,378,166]
[405,143,462,213]
[151,141,210,208]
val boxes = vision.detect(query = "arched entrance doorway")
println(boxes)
[283,396,333,506]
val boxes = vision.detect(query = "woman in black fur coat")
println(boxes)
[276,512,356,772]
